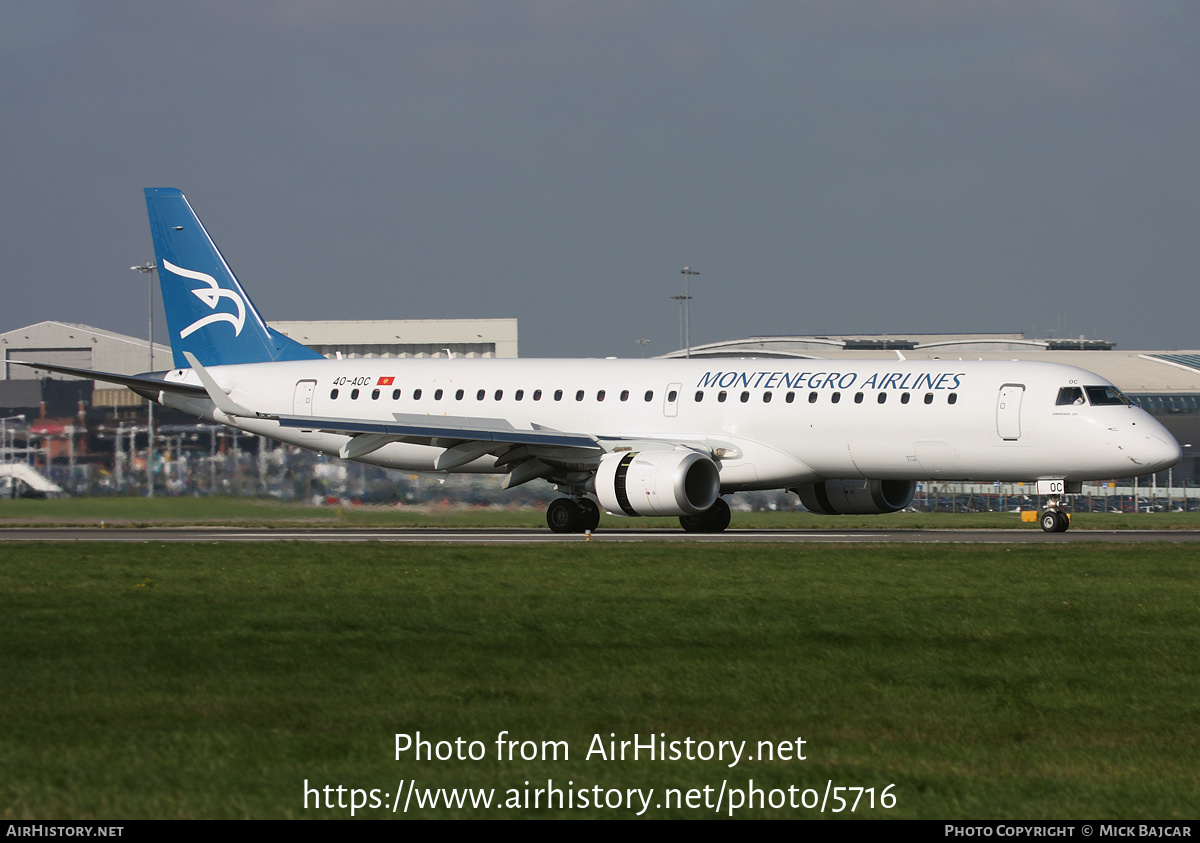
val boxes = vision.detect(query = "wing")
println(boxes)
[276,411,599,450]
[275,411,603,485]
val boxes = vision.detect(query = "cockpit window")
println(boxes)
[1056,387,1085,406]
[1085,385,1132,406]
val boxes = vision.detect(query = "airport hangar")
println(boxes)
[2,322,1198,484]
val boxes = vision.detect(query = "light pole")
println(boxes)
[636,337,650,358]
[1,414,25,464]
[1,415,26,498]
[131,260,157,497]
[680,266,699,358]
[669,294,689,353]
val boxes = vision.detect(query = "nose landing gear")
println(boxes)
[1040,502,1071,533]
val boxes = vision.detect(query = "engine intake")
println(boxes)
[596,450,721,517]
[793,479,916,515]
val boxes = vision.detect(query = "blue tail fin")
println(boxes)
[145,188,323,368]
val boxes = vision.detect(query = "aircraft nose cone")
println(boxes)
[1152,437,1180,468]
[1142,432,1183,473]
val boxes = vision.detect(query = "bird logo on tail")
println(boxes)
[164,259,247,339]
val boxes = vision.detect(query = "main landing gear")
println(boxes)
[545,497,734,533]
[679,497,731,533]
[1040,500,1071,533]
[546,497,601,534]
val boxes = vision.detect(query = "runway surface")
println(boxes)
[2,527,1199,543]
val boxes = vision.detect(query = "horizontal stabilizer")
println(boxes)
[7,359,207,402]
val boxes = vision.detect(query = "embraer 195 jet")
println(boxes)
[15,189,1182,533]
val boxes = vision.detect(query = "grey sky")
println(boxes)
[2,1,1197,358]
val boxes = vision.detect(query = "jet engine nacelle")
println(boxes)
[793,479,916,515]
[595,449,721,517]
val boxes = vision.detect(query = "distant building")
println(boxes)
[272,319,518,359]
[1,321,172,415]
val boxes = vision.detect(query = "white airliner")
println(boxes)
[15,189,1182,533]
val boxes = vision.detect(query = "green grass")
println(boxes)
[2,495,1199,530]
[1,542,1197,818]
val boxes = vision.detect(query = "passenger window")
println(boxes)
[392,389,401,400]
[644,390,654,402]
[1056,387,1085,406]
[718,391,727,403]
[786,392,795,404]
[740,392,750,403]
[495,389,503,400]
[372,389,380,400]
[351,388,360,400]
[576,390,585,401]
[434,389,443,400]
[924,393,933,404]
[948,393,958,405]
[515,389,524,401]
[620,390,630,402]
[667,390,677,402]
[455,389,464,400]
[877,393,886,404]
[554,389,563,401]
[533,389,542,401]
[695,391,704,402]
[808,392,818,404]
[901,392,910,404]
[413,389,422,400]
[330,388,339,399]
[763,392,772,403]
[597,390,606,401]
[854,392,863,404]
[831,392,841,404]
[477,389,486,400]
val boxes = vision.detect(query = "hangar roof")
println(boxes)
[658,335,1200,394]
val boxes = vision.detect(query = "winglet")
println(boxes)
[183,351,260,418]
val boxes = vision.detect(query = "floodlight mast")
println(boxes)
[131,260,157,497]
[680,266,699,358]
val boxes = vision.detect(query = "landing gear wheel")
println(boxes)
[1040,509,1070,533]
[679,497,732,533]
[547,498,582,534]
[703,497,731,532]
[578,498,601,532]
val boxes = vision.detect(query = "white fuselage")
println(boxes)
[159,357,1182,490]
